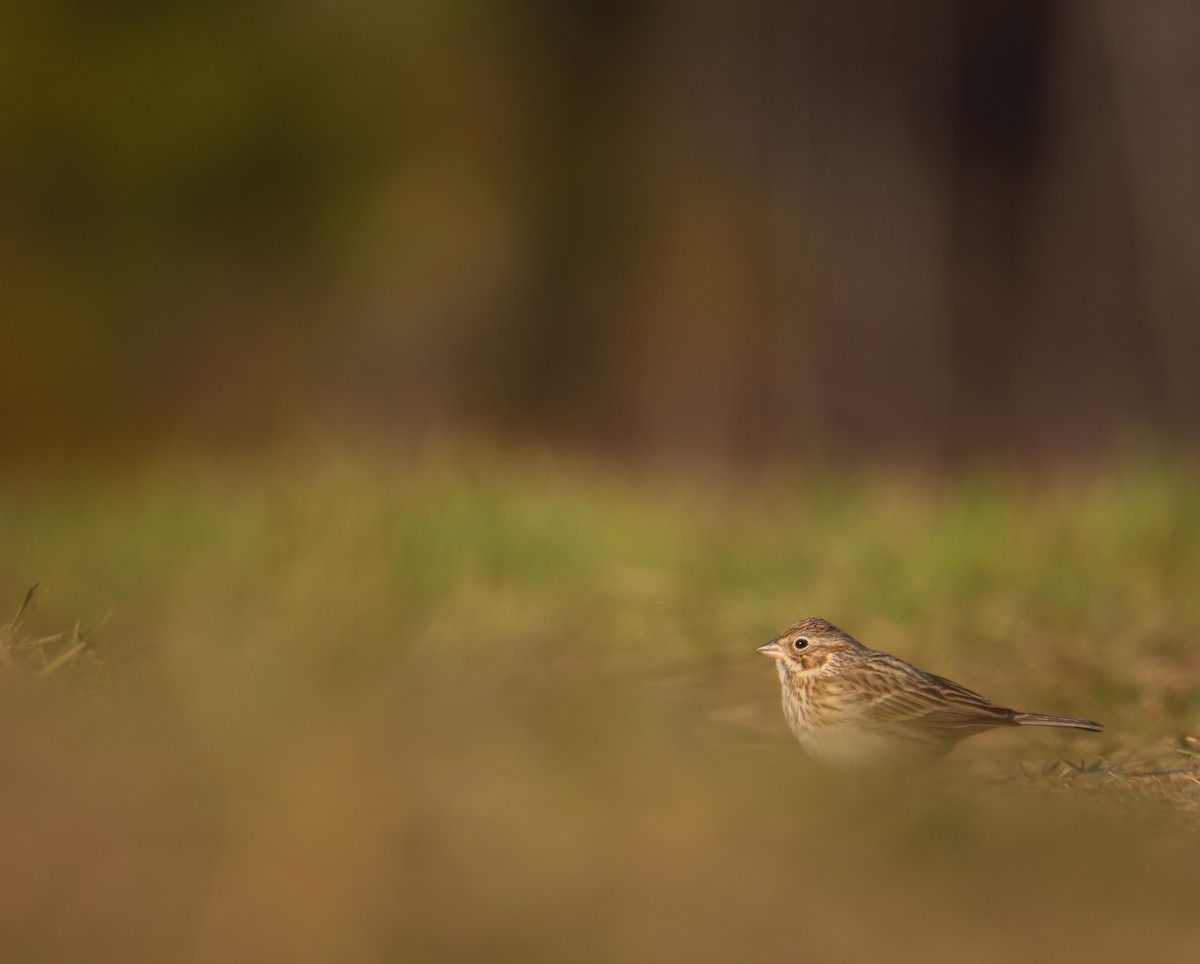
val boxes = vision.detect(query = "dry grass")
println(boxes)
[0,585,101,680]
[998,742,1200,828]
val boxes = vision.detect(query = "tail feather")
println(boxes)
[1013,712,1103,733]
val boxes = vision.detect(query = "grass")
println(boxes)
[0,584,109,682]
[2,448,1199,962]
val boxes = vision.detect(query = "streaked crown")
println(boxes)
[780,617,858,645]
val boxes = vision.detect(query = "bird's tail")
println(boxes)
[1013,712,1103,732]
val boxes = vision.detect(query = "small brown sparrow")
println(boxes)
[758,617,1102,769]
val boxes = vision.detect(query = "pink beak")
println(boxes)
[756,638,785,660]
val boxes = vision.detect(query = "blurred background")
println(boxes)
[4,0,1199,464]
[4,3,1200,963]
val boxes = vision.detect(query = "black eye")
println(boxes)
[793,638,809,650]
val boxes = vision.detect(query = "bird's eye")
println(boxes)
[793,638,809,651]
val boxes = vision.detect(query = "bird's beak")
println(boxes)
[756,638,785,660]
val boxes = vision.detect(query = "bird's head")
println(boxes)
[756,617,861,673]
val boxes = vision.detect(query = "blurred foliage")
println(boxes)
[2,1,1199,462]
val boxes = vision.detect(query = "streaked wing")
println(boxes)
[829,655,1015,730]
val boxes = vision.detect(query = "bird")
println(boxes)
[757,617,1102,769]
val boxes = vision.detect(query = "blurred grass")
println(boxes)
[1,449,1199,962]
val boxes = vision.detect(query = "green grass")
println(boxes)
[2,450,1199,962]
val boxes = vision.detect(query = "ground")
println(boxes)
[2,448,1198,962]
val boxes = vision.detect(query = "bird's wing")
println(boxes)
[829,656,1016,730]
